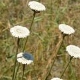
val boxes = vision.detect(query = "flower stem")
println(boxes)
[29,11,36,32]
[12,38,20,80]
[60,56,73,78]
[21,64,25,80]
[14,63,20,80]
[23,11,36,51]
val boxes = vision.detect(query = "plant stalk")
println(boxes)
[23,11,36,51]
[12,38,20,80]
[60,56,73,78]
[22,64,26,80]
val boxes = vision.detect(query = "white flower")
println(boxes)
[28,1,46,11]
[10,25,30,38]
[17,52,33,64]
[66,45,80,58]
[51,77,63,80]
[59,24,75,35]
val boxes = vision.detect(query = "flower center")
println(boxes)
[16,29,22,33]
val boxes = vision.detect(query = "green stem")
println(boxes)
[22,64,25,80]
[23,11,36,51]
[29,11,36,31]
[12,38,20,80]
[60,56,73,78]
[14,63,20,80]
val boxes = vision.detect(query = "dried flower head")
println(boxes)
[10,25,30,38]
[59,24,75,35]
[66,45,80,58]
[17,52,34,64]
[28,1,46,11]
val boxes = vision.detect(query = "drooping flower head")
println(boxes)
[17,52,34,64]
[59,24,75,35]
[28,1,46,12]
[66,45,80,58]
[51,77,63,80]
[10,25,30,38]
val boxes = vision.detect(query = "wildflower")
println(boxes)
[10,25,30,38]
[66,45,80,58]
[17,52,34,64]
[28,1,46,11]
[59,24,75,35]
[51,77,63,80]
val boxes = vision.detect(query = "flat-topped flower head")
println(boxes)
[66,45,80,58]
[28,1,46,12]
[59,24,75,35]
[17,52,34,64]
[10,25,30,38]
[51,77,63,80]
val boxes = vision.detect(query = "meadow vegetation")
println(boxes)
[0,0,80,80]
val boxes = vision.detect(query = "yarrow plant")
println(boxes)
[60,45,80,78]
[45,24,75,80]
[23,1,46,51]
[10,25,30,80]
[17,52,34,80]
[28,1,46,12]
[50,25,75,79]
[10,25,30,38]
[51,77,63,80]
[66,45,80,58]
[43,23,75,80]
[59,24,75,35]
[17,52,34,64]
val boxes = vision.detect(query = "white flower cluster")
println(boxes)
[66,45,80,58]
[28,1,46,11]
[58,24,80,58]
[10,25,30,38]
[59,24,75,35]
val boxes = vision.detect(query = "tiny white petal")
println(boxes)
[66,45,80,58]
[59,24,75,35]
[10,25,30,38]
[51,77,63,80]
[17,52,33,64]
[28,1,46,11]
